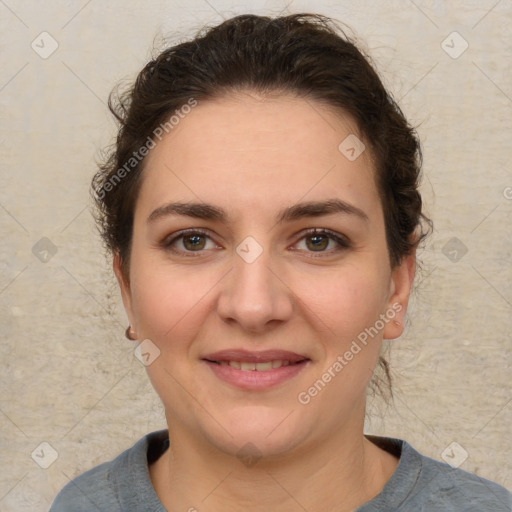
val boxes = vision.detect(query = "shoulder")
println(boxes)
[411,446,511,511]
[49,430,169,512]
[363,436,511,511]
[49,458,116,512]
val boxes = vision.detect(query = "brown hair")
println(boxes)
[92,13,432,400]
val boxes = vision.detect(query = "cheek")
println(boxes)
[293,264,388,340]
[129,254,222,341]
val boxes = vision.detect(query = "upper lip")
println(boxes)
[203,349,309,364]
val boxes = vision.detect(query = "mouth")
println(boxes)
[204,359,307,371]
[202,349,311,389]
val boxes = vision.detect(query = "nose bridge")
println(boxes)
[216,237,293,331]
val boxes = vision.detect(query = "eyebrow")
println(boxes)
[147,198,369,224]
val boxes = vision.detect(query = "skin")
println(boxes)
[114,91,416,512]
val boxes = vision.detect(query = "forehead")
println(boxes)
[136,92,380,222]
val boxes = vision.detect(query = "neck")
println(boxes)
[149,409,398,511]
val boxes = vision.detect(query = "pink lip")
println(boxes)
[202,349,310,390]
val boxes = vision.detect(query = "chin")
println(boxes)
[200,405,309,461]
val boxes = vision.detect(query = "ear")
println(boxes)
[382,248,416,340]
[113,252,136,333]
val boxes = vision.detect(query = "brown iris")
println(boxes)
[183,234,207,251]
[306,234,329,251]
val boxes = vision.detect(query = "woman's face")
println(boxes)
[115,92,414,458]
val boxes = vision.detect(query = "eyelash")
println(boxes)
[161,228,351,258]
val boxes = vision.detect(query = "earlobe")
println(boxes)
[382,250,416,340]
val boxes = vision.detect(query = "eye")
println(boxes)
[293,228,351,255]
[161,229,219,257]
[161,227,351,258]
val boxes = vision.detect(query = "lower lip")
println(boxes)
[203,360,309,390]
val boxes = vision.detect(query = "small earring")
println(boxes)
[125,325,137,340]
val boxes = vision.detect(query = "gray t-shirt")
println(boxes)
[50,429,511,511]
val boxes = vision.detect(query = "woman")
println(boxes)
[50,13,510,511]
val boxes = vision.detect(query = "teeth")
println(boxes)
[255,361,273,371]
[223,360,292,371]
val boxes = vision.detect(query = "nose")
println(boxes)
[216,243,294,333]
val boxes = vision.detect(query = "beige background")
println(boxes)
[1,0,511,510]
